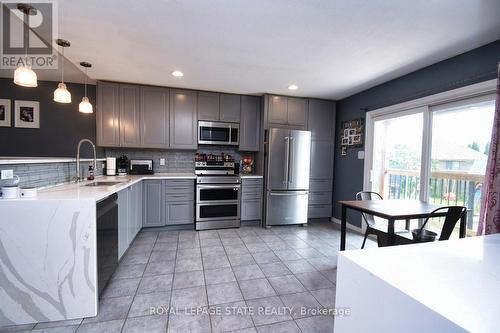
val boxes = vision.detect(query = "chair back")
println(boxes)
[418,206,467,241]
[355,191,383,227]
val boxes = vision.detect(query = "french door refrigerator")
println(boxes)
[265,128,311,226]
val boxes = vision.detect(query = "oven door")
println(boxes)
[196,202,240,221]
[197,184,240,203]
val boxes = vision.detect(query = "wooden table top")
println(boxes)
[339,199,448,220]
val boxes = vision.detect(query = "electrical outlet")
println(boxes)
[1,169,14,180]
[160,158,166,166]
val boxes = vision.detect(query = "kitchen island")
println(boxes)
[0,173,195,326]
[334,234,500,333]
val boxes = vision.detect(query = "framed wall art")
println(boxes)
[340,118,364,155]
[14,100,40,129]
[0,99,11,127]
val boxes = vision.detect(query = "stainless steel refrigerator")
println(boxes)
[264,128,311,226]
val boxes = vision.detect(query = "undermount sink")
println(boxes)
[85,181,128,187]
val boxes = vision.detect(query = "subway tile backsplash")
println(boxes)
[0,147,255,189]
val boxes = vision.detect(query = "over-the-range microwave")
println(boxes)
[198,121,239,146]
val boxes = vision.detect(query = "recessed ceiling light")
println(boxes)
[171,70,184,77]
[288,84,298,90]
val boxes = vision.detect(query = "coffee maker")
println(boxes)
[116,155,129,176]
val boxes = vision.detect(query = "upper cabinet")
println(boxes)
[198,92,241,123]
[119,84,141,147]
[140,86,169,148]
[239,96,261,151]
[308,99,336,139]
[170,89,198,149]
[97,82,120,147]
[265,95,307,129]
[220,94,241,122]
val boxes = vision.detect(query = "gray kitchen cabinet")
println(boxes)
[220,94,241,122]
[135,182,143,236]
[308,99,336,139]
[198,92,220,121]
[239,96,261,151]
[126,185,136,249]
[140,86,170,148]
[241,178,263,221]
[165,179,194,225]
[266,95,307,129]
[310,139,334,179]
[119,84,141,147]
[96,82,120,147]
[143,180,165,227]
[268,95,287,124]
[118,183,143,259]
[170,89,198,149]
[287,97,308,127]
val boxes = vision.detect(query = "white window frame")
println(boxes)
[362,79,497,231]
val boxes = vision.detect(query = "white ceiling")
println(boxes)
[20,1,500,99]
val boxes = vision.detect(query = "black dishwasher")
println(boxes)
[96,193,118,296]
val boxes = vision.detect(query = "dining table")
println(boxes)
[338,199,467,251]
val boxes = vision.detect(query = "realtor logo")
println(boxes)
[1,0,58,69]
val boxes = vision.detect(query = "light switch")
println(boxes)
[358,151,365,160]
[160,158,166,166]
[1,169,14,180]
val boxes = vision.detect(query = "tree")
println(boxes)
[484,142,490,155]
[468,142,480,152]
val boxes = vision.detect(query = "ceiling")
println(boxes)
[6,0,500,99]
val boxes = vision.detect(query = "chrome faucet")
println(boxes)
[75,139,97,183]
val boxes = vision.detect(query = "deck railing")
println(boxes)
[383,168,484,235]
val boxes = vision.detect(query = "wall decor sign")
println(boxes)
[14,100,40,129]
[0,99,11,127]
[340,118,364,156]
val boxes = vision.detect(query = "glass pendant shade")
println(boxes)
[54,82,72,103]
[79,96,93,113]
[13,64,38,87]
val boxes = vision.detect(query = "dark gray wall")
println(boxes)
[0,78,98,157]
[334,39,500,227]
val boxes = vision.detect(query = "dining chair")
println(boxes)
[394,206,467,245]
[356,191,391,248]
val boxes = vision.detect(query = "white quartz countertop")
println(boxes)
[340,234,500,332]
[8,173,196,202]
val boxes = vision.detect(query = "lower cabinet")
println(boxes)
[118,182,143,259]
[143,180,165,227]
[241,178,263,221]
[308,178,333,218]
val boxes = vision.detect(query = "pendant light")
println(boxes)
[13,4,37,87]
[79,62,93,113]
[54,39,71,103]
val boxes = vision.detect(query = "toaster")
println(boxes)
[129,159,154,175]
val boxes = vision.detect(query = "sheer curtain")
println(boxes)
[477,65,500,235]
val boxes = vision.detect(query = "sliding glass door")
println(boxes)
[365,92,496,237]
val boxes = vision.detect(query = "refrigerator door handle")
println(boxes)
[288,136,294,184]
[283,136,290,184]
[269,191,308,196]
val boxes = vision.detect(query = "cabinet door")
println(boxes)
[165,201,194,225]
[170,89,198,149]
[119,84,141,147]
[96,82,120,147]
[220,94,241,122]
[239,96,261,151]
[287,97,307,127]
[126,185,136,246]
[117,188,129,259]
[198,92,220,121]
[310,139,334,179]
[241,199,262,221]
[141,86,169,148]
[135,182,143,235]
[308,99,335,139]
[143,180,165,227]
[268,95,287,124]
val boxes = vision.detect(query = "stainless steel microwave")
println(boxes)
[198,121,239,145]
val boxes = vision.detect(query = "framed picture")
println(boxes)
[352,134,361,144]
[14,100,40,129]
[0,99,11,127]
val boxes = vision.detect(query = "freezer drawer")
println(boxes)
[265,190,308,226]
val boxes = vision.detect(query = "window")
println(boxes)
[364,80,496,237]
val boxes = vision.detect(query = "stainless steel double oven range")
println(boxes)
[195,161,241,230]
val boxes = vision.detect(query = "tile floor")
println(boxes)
[1,222,375,333]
